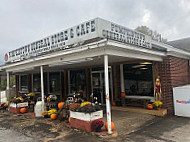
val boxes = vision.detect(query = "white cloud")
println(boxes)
[0,0,190,64]
[142,9,151,24]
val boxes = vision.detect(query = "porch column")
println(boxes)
[120,64,126,106]
[6,72,10,99]
[120,64,125,92]
[104,55,112,134]
[40,66,45,104]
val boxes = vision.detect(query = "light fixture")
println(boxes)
[140,68,148,70]
[12,67,35,73]
[140,62,152,65]
[49,57,93,67]
[132,64,146,68]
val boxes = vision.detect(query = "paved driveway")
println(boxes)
[1,110,190,142]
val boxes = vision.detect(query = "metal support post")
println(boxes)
[104,55,112,134]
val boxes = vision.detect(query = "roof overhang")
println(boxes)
[0,39,167,74]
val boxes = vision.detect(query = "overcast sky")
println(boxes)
[0,0,190,64]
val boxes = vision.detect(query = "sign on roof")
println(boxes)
[5,18,152,63]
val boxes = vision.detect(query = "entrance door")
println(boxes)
[91,69,113,105]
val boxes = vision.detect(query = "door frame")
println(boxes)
[91,68,113,104]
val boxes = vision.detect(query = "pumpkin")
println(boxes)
[147,104,153,110]
[68,117,71,123]
[20,107,27,113]
[121,92,126,98]
[50,114,57,120]
[58,102,66,109]
[105,121,115,131]
[111,101,116,106]
[47,97,50,102]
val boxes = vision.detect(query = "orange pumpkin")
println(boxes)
[58,102,66,109]
[50,114,57,120]
[147,104,153,110]
[105,121,115,131]
[68,117,71,123]
[20,107,27,113]
[111,101,116,106]
[121,92,126,98]
[47,97,50,102]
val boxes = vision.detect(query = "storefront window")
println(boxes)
[20,75,28,91]
[124,63,154,96]
[33,74,41,92]
[69,70,86,97]
[49,72,60,94]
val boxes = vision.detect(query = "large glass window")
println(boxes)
[124,63,154,96]
[33,74,41,92]
[69,70,86,97]
[49,72,60,94]
[20,75,28,92]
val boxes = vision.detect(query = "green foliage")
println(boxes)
[135,26,167,43]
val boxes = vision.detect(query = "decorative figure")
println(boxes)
[154,77,162,101]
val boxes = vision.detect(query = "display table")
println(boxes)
[9,102,28,114]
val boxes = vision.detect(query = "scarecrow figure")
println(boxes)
[154,77,162,101]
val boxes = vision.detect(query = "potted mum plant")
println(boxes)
[69,102,103,132]
[91,120,104,132]
[153,101,163,110]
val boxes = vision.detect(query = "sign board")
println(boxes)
[173,85,190,117]
[5,18,152,63]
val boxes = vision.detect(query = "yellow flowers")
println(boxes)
[153,101,163,107]
[28,92,35,96]
[80,101,91,107]
[153,101,163,109]
[47,109,57,115]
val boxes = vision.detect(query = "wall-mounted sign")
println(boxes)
[5,18,152,63]
[173,85,190,117]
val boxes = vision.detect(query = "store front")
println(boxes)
[1,17,190,132]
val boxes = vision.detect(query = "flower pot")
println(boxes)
[70,110,103,132]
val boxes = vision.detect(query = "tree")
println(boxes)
[135,26,167,43]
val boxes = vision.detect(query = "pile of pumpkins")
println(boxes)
[41,102,66,120]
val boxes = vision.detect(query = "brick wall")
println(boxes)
[158,56,189,114]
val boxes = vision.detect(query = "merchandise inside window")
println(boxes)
[69,70,86,98]
[49,72,60,95]
[124,62,154,96]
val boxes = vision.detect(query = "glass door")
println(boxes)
[91,69,113,105]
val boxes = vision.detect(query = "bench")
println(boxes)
[125,96,155,108]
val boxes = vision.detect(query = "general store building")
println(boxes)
[0,18,190,114]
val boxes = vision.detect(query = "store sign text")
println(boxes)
[102,23,151,48]
[6,20,96,62]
